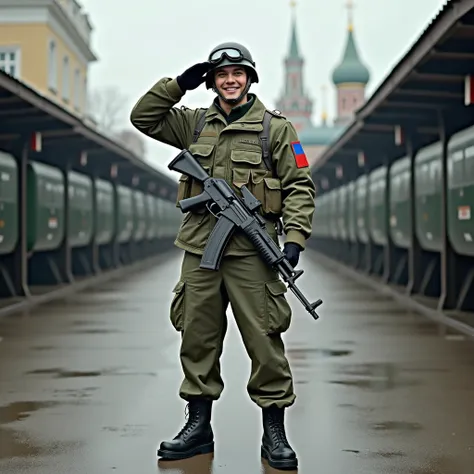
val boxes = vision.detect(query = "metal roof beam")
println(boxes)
[430,50,474,60]
[393,88,463,99]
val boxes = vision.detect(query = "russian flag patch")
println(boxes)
[291,141,309,168]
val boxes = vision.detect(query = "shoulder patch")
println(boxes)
[290,141,309,168]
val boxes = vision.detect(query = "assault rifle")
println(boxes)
[168,149,323,320]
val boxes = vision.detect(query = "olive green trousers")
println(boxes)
[169,251,296,409]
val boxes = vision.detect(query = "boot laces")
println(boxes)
[268,413,289,445]
[176,403,200,439]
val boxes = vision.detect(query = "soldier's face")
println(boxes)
[214,66,247,100]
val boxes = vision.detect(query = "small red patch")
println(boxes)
[291,141,309,168]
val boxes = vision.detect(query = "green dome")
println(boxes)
[299,123,344,146]
[332,29,370,86]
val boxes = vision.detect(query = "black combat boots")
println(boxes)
[261,405,298,470]
[157,398,214,460]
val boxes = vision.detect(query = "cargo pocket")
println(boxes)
[170,280,186,332]
[188,143,214,213]
[176,174,191,207]
[232,168,251,191]
[190,165,211,214]
[250,169,268,208]
[263,177,282,215]
[264,280,292,334]
[230,149,262,166]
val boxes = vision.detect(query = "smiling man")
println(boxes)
[130,42,315,470]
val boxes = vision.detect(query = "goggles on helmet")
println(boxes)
[209,48,243,64]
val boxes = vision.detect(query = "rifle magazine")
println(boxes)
[200,216,236,271]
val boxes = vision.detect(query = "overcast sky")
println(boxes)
[80,0,447,180]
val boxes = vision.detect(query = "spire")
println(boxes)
[331,0,370,86]
[275,0,313,132]
[346,0,354,32]
[288,0,300,59]
[321,85,328,126]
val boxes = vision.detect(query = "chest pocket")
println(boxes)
[230,144,282,217]
[176,143,214,212]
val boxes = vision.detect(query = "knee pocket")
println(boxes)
[264,280,292,334]
[170,280,186,332]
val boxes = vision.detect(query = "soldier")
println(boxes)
[130,42,315,470]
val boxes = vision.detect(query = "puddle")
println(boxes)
[25,367,157,378]
[328,363,419,391]
[102,424,148,438]
[343,449,406,459]
[27,368,103,378]
[370,421,423,432]
[73,328,121,334]
[52,387,99,400]
[158,452,214,473]
[0,400,81,460]
[286,348,353,369]
[286,348,353,359]
[0,401,60,425]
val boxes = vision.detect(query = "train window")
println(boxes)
[465,145,474,183]
[403,171,411,198]
[0,170,15,202]
[450,150,464,188]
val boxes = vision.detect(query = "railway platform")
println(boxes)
[0,248,473,474]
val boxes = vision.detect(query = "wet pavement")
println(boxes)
[1,248,474,473]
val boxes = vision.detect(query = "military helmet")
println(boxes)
[205,41,259,89]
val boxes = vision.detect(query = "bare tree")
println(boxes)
[87,86,127,134]
[115,128,147,158]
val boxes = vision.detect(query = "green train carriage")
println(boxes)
[95,178,115,245]
[337,184,349,241]
[347,181,357,243]
[446,124,474,257]
[116,185,134,243]
[389,156,411,249]
[355,174,369,244]
[27,161,65,252]
[132,190,147,242]
[68,171,94,248]
[0,152,18,255]
[146,194,157,240]
[368,166,388,246]
[414,142,442,253]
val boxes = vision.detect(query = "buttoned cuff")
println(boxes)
[286,230,306,250]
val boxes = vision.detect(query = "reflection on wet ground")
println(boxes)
[0,249,474,473]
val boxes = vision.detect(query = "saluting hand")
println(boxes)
[177,62,212,91]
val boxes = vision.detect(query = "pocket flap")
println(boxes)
[189,143,215,157]
[232,168,251,188]
[172,280,185,294]
[231,149,262,165]
[266,279,287,296]
[264,177,281,190]
[251,169,268,184]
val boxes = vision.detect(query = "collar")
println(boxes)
[213,94,256,124]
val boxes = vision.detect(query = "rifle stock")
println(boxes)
[168,149,323,320]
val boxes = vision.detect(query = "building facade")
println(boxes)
[275,2,371,167]
[0,0,97,119]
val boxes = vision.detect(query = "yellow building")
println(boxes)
[0,0,97,118]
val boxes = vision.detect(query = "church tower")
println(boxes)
[331,0,370,126]
[275,1,313,132]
